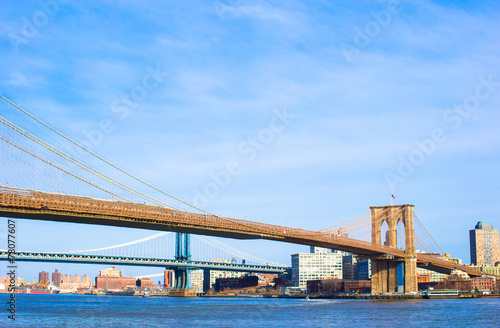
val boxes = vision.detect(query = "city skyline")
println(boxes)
[1,1,499,281]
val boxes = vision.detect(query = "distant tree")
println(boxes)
[321,278,343,294]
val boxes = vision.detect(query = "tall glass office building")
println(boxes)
[469,221,499,266]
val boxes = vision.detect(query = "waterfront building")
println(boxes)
[0,276,14,289]
[214,275,258,292]
[482,264,500,276]
[164,270,174,288]
[39,271,50,285]
[469,221,500,266]
[357,259,371,280]
[416,267,447,282]
[72,273,80,284]
[450,269,470,280]
[99,267,122,277]
[204,259,245,290]
[1,276,24,288]
[62,274,71,284]
[258,273,276,286]
[291,247,342,290]
[417,271,432,283]
[342,255,357,280]
[136,278,154,288]
[344,280,371,294]
[342,255,371,280]
[95,267,136,291]
[190,270,204,292]
[467,263,500,276]
[471,277,495,292]
[81,274,91,286]
[52,269,62,287]
[57,272,93,292]
[307,279,371,294]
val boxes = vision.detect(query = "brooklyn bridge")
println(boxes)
[0,94,483,294]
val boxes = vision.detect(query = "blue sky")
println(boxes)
[0,0,499,281]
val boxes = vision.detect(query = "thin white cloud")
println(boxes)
[5,72,43,86]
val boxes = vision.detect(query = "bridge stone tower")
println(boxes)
[370,204,417,294]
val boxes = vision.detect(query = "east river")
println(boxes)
[2,294,499,327]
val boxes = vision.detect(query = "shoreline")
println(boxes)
[4,290,499,299]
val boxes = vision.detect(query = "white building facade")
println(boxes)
[291,247,343,290]
[190,270,204,292]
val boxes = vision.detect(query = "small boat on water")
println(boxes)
[142,291,150,298]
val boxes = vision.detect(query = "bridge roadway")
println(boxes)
[0,250,288,273]
[0,187,482,277]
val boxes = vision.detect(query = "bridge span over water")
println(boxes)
[0,250,288,273]
[0,187,481,279]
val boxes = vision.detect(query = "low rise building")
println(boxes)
[468,264,500,276]
[95,267,136,291]
[306,279,371,294]
[344,280,371,294]
[136,278,154,289]
[417,272,432,283]
[471,277,495,292]
[204,260,245,291]
[258,273,276,286]
[214,275,258,292]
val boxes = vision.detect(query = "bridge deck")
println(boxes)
[0,187,482,277]
[0,251,288,273]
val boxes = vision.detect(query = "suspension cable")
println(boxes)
[318,210,370,232]
[1,95,227,216]
[414,213,445,254]
[0,136,130,202]
[414,232,433,254]
[0,95,300,233]
[66,232,170,254]
[342,207,397,233]
[0,116,180,210]
[320,208,389,235]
